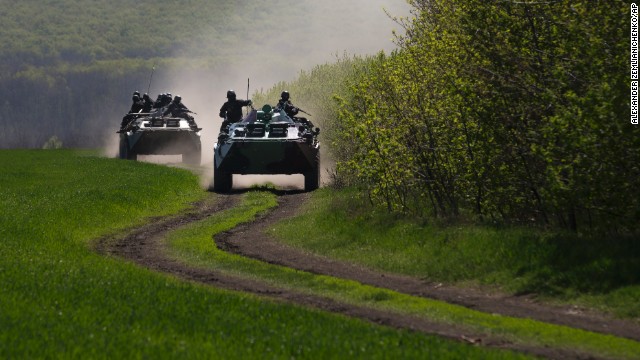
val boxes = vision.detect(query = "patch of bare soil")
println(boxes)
[96,191,640,360]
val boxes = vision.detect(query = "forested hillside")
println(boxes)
[0,0,408,148]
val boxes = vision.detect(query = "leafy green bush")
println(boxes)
[331,1,640,232]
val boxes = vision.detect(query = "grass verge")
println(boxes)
[271,188,640,320]
[166,189,640,360]
[0,149,522,359]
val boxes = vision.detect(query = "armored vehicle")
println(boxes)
[213,104,320,192]
[118,107,202,164]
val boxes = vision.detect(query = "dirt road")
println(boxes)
[96,190,640,359]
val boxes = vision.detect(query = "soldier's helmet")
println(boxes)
[174,95,182,103]
[227,90,236,100]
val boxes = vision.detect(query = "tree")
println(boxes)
[333,0,640,232]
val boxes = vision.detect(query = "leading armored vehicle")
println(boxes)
[118,107,202,164]
[213,104,320,192]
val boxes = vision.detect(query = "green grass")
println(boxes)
[270,188,640,319]
[0,149,528,359]
[165,189,640,360]
[3,150,637,359]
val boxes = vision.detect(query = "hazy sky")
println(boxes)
[233,0,412,90]
[153,0,412,162]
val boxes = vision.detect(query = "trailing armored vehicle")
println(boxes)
[213,104,320,192]
[118,107,202,164]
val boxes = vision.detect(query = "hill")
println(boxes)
[0,0,409,149]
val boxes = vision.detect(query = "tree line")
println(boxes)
[327,0,638,233]
[0,0,406,150]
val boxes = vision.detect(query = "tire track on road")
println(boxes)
[96,191,639,360]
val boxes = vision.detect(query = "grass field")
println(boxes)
[271,188,640,319]
[166,190,640,360]
[0,150,532,359]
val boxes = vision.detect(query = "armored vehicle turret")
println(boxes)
[213,104,320,192]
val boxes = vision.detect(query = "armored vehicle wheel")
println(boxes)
[304,152,320,192]
[119,137,137,161]
[213,156,232,192]
[213,170,232,192]
[118,137,128,159]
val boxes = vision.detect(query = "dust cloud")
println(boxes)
[127,0,411,190]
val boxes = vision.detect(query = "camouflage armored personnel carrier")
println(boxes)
[118,107,202,164]
[213,104,320,192]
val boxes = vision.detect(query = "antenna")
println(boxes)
[147,63,156,94]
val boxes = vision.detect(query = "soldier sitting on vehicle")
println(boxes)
[153,93,164,108]
[276,90,316,129]
[129,94,144,113]
[120,94,144,130]
[163,95,199,129]
[153,93,173,109]
[163,95,190,118]
[142,93,154,113]
[276,90,299,118]
[218,90,252,133]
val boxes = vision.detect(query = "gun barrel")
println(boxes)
[298,108,312,116]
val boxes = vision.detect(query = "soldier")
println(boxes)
[218,90,252,133]
[153,93,164,108]
[160,93,172,108]
[129,94,144,114]
[163,95,199,129]
[276,90,316,130]
[142,93,154,113]
[120,94,144,129]
[153,93,172,108]
[276,90,299,118]
[163,95,190,118]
